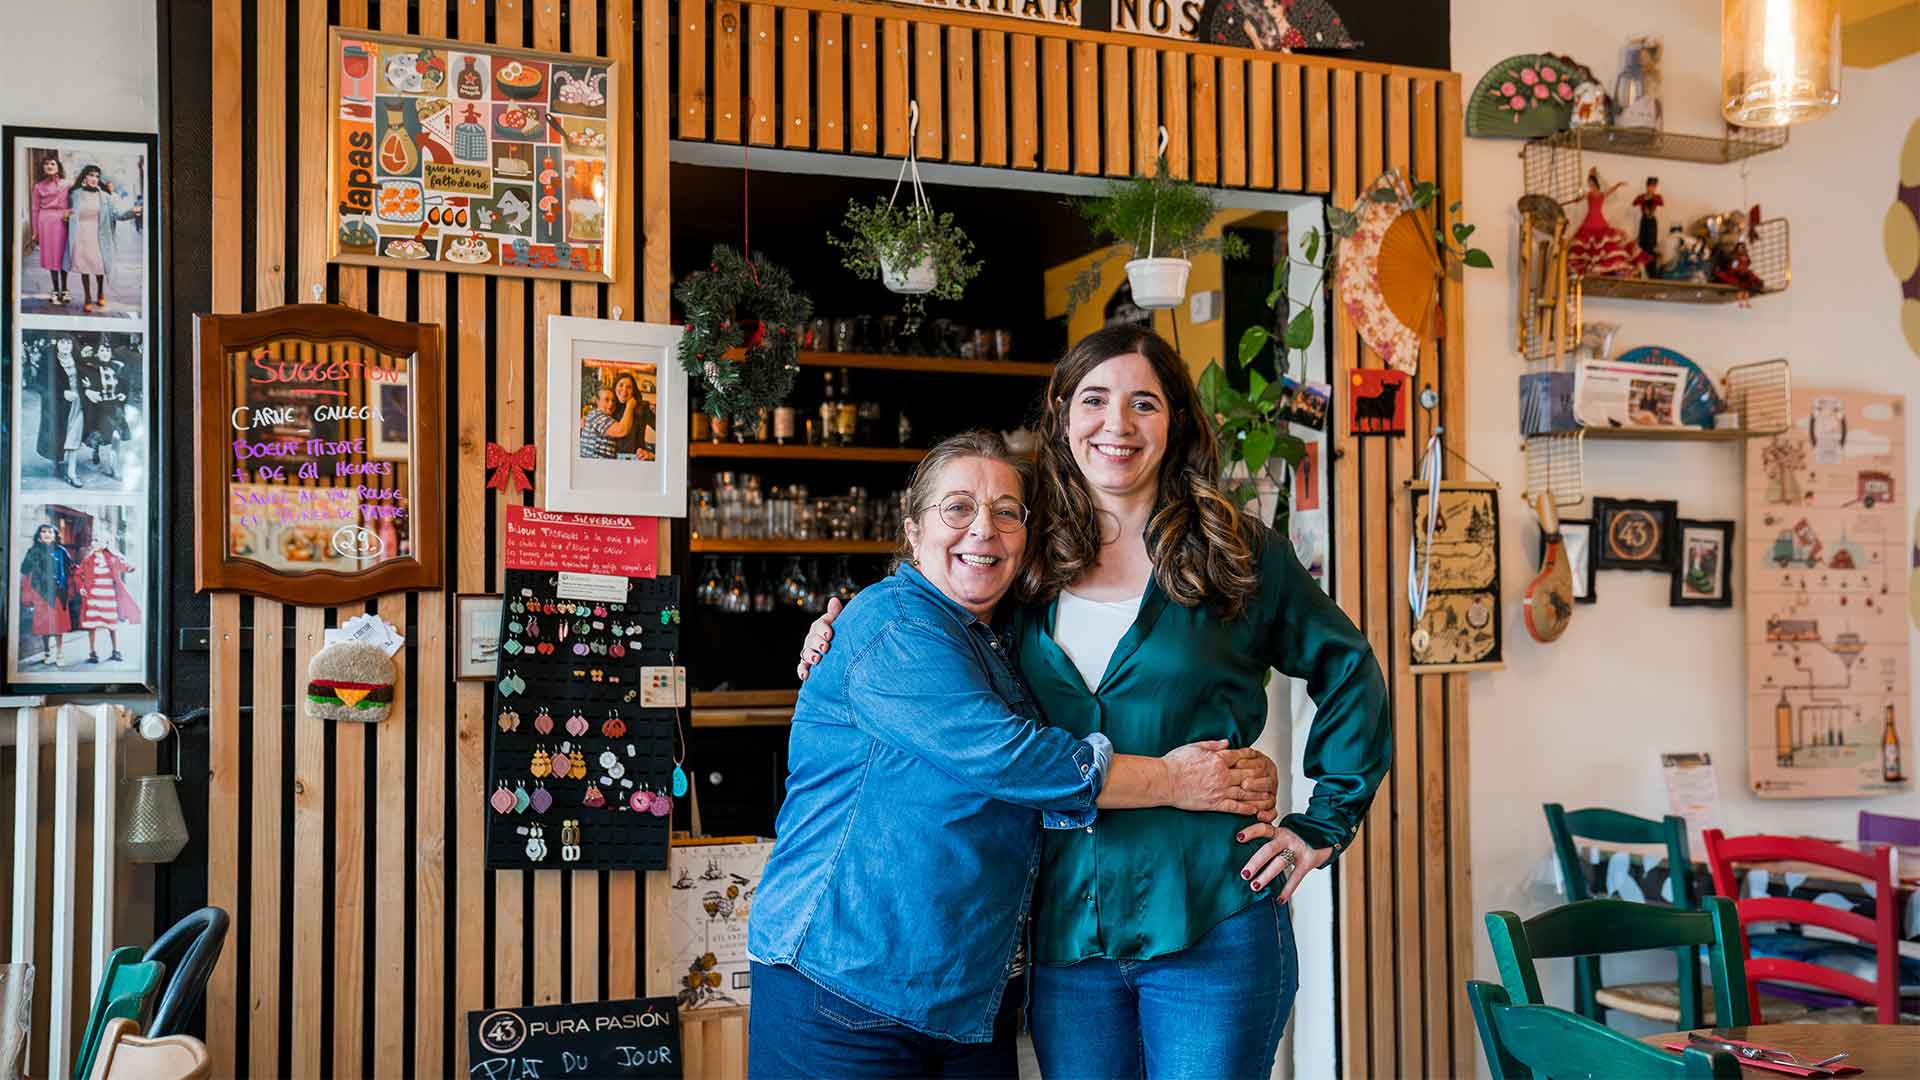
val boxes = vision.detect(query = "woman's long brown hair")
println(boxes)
[1023,326,1262,618]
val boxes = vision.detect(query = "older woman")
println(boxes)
[801,327,1390,1079]
[748,430,1279,1079]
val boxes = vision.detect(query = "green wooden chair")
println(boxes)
[1466,980,1741,1080]
[71,946,166,1080]
[1544,803,1718,1027]
[1485,897,1752,1033]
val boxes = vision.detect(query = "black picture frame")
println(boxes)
[1670,518,1735,608]
[1592,497,1678,572]
[1541,518,1598,603]
[0,126,163,695]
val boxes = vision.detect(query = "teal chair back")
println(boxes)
[1485,897,1751,1031]
[1544,804,1699,1022]
[1467,980,1741,1080]
[71,946,166,1080]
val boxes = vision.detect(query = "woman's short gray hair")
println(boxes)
[893,430,1033,574]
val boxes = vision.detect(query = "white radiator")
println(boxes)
[4,702,125,1080]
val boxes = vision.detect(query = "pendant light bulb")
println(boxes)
[1721,0,1842,127]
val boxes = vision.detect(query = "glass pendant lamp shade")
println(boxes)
[1722,0,1842,127]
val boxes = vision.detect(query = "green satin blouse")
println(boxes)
[1015,528,1390,964]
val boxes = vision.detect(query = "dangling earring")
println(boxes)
[602,711,626,738]
[583,784,606,808]
[512,781,532,814]
[498,707,520,733]
[534,706,554,735]
[529,781,553,815]
[490,782,515,814]
[568,749,587,779]
[565,709,589,737]
[531,746,552,778]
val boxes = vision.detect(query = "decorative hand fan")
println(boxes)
[1467,53,1595,139]
[1337,170,1442,374]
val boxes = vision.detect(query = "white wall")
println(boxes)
[0,0,156,133]
[1453,0,1920,1038]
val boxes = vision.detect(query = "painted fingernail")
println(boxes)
[1242,869,1251,879]
[1251,881,1263,892]
[1236,833,1246,842]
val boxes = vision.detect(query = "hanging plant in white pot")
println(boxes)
[1066,129,1249,318]
[829,102,982,332]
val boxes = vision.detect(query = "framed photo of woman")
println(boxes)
[1,127,161,693]
[541,316,687,517]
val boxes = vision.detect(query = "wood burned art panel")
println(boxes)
[1409,483,1501,672]
[1746,388,1911,797]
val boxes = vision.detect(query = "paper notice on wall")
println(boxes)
[1574,360,1685,430]
[504,505,658,577]
[1661,752,1724,850]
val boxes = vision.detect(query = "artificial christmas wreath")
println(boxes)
[674,244,813,425]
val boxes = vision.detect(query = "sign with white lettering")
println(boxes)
[194,304,445,603]
[466,997,682,1079]
[857,0,1358,51]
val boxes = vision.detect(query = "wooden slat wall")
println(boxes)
[201,1,677,1077]
[200,0,1472,1076]
[668,4,1475,1077]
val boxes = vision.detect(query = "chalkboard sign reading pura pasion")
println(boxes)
[467,997,682,1080]
[194,305,444,603]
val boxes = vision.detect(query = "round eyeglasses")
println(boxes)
[916,496,1030,533]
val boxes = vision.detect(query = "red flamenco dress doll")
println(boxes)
[72,537,140,664]
[1563,167,1649,278]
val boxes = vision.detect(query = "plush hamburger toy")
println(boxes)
[305,641,397,723]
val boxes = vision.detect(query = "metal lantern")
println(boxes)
[118,710,190,864]
[1722,0,1842,128]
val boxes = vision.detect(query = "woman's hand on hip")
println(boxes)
[1235,824,1330,904]
[1161,740,1277,818]
[794,596,843,682]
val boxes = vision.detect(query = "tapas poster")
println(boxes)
[1745,388,1910,798]
[328,29,618,282]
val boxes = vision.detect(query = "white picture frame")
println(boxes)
[455,593,502,680]
[541,315,686,517]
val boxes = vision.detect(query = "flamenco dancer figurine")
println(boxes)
[1713,242,1767,293]
[1631,177,1663,275]
[1562,167,1649,278]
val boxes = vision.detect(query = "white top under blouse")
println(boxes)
[1053,589,1145,692]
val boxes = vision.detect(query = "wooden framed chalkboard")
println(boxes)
[191,303,444,603]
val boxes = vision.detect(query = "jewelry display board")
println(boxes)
[486,570,681,870]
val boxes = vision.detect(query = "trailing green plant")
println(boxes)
[828,198,982,332]
[1063,164,1252,318]
[1200,177,1491,535]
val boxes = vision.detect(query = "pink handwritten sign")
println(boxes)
[504,505,657,577]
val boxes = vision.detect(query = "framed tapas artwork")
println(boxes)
[542,316,688,517]
[1408,481,1503,672]
[327,28,619,282]
[1348,367,1410,436]
[1,127,161,694]
[1543,518,1598,603]
[1671,519,1734,608]
[455,593,502,680]
[192,304,445,604]
[1593,496,1678,571]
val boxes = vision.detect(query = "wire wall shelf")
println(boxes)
[1533,125,1788,166]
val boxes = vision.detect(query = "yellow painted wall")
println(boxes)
[1041,208,1281,383]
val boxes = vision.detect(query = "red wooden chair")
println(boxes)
[1701,829,1909,1024]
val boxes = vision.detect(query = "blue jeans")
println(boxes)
[1029,897,1298,1080]
[747,961,1024,1079]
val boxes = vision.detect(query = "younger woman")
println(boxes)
[29,156,71,305]
[73,535,139,664]
[18,524,73,667]
[608,372,655,460]
[66,165,139,313]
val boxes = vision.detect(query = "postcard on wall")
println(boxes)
[1745,388,1910,798]
[328,29,618,282]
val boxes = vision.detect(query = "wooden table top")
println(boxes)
[1641,1025,1920,1074]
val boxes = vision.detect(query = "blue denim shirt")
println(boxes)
[747,564,1115,1043]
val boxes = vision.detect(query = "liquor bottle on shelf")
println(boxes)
[815,370,836,448]
[773,403,797,445]
[835,367,859,446]
[1886,704,1905,782]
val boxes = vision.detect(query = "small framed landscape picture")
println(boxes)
[1670,519,1734,608]
[1592,497,1677,572]
[455,593,502,680]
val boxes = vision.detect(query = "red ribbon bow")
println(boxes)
[486,442,537,494]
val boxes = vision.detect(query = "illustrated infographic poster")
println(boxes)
[1745,388,1911,797]
[328,29,617,281]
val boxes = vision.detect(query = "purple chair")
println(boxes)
[1857,810,1920,846]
